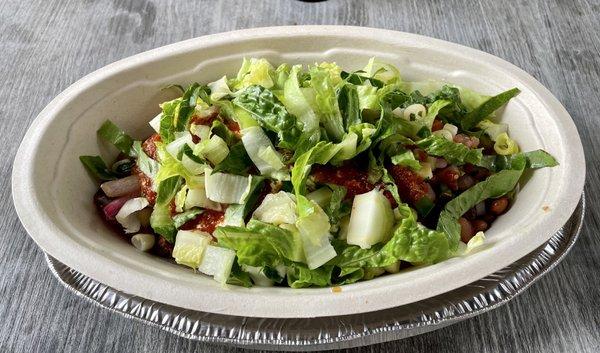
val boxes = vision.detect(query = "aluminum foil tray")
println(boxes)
[45,195,585,351]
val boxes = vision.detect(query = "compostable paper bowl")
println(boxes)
[12,26,585,318]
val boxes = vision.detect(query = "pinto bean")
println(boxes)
[457,175,476,190]
[459,217,476,243]
[489,196,509,215]
[472,219,489,232]
[483,213,497,224]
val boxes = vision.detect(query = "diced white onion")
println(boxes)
[443,123,459,138]
[252,191,297,225]
[131,233,155,252]
[432,129,453,141]
[185,186,222,211]
[204,170,252,204]
[403,104,426,120]
[198,245,236,284]
[149,113,161,133]
[347,190,394,249]
[115,197,150,233]
[172,230,211,269]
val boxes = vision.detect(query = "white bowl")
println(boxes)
[12,26,585,318]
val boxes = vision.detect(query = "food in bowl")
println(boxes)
[80,58,557,288]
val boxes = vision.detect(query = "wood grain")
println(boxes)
[1,0,599,352]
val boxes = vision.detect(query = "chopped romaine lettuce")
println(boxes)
[252,191,297,225]
[198,245,236,284]
[346,190,394,249]
[172,230,211,268]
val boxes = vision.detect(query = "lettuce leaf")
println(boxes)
[233,85,302,149]
[282,65,321,133]
[338,84,361,131]
[227,261,253,287]
[150,203,177,243]
[172,208,203,229]
[461,88,520,130]
[215,220,305,267]
[159,83,210,143]
[286,263,332,288]
[232,58,275,90]
[97,120,133,155]
[480,149,558,172]
[155,142,203,188]
[336,203,450,269]
[79,155,116,181]
[416,135,483,165]
[212,141,254,175]
[309,65,345,142]
[390,150,421,171]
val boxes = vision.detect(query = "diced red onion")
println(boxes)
[102,196,130,220]
[100,175,140,197]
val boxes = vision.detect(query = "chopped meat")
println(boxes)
[132,165,156,205]
[387,165,432,205]
[142,133,161,160]
[311,164,373,199]
[154,236,174,258]
[180,210,225,236]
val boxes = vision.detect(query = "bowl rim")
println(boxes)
[12,25,586,318]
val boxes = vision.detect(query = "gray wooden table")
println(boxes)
[1,0,599,352]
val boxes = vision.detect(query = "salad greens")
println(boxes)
[82,58,558,288]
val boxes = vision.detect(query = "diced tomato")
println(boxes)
[142,133,161,160]
[180,209,225,235]
[432,118,444,132]
[132,165,156,205]
[387,165,431,205]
